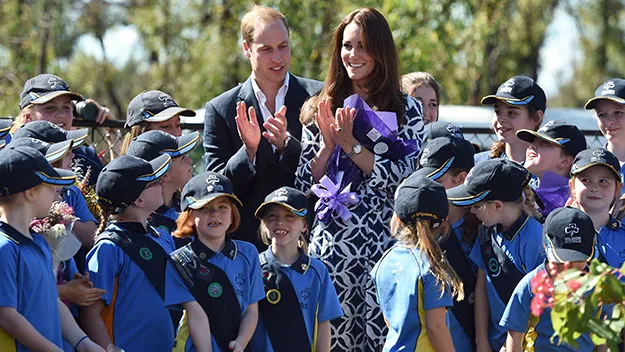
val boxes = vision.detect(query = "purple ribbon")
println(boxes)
[311,176,359,223]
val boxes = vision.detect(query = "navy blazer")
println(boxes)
[203,74,323,249]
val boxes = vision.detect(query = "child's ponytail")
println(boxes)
[95,204,115,237]
[489,141,506,159]
[521,184,542,220]
[415,219,465,301]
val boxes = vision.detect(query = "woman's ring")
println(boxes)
[336,127,343,132]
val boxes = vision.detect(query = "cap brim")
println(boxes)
[571,162,621,180]
[0,119,13,139]
[163,131,200,158]
[66,128,89,148]
[254,201,308,219]
[30,91,83,106]
[137,154,172,183]
[481,94,535,107]
[516,129,563,148]
[186,194,243,210]
[34,167,76,186]
[418,157,456,181]
[447,184,492,207]
[144,107,196,123]
[584,96,625,110]
[45,140,73,164]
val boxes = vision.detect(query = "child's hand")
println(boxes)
[63,274,106,306]
[228,340,243,352]
[76,338,106,352]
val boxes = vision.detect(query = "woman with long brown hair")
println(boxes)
[295,8,424,351]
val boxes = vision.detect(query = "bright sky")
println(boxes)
[76,3,580,100]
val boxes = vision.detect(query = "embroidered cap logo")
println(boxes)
[158,93,176,108]
[601,81,616,96]
[47,76,64,90]
[564,223,580,236]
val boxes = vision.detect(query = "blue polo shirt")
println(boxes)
[469,215,545,350]
[86,222,176,352]
[165,239,265,352]
[251,249,343,351]
[597,221,625,269]
[372,244,454,352]
[500,263,596,351]
[0,221,63,351]
[62,185,97,224]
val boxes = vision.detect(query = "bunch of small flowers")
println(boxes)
[30,201,78,240]
[530,269,555,316]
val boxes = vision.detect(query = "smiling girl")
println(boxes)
[476,76,546,164]
[568,148,625,269]
[251,187,342,352]
[167,172,265,352]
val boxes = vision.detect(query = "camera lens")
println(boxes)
[73,101,99,121]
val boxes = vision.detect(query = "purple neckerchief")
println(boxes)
[536,171,571,217]
[313,94,418,223]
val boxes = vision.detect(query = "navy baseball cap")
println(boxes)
[517,120,587,157]
[255,187,308,219]
[19,74,83,110]
[481,76,547,112]
[584,78,625,110]
[0,118,13,140]
[395,174,448,226]
[13,120,88,148]
[126,130,200,161]
[0,146,76,196]
[544,207,596,263]
[423,121,464,142]
[96,154,172,208]
[570,148,622,180]
[447,158,531,206]
[181,172,242,211]
[9,138,73,164]
[126,90,195,129]
[416,136,475,181]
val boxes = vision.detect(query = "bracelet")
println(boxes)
[74,335,89,350]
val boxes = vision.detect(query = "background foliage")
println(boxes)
[1,0,624,119]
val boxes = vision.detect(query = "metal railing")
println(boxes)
[72,119,607,168]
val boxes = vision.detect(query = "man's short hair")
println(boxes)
[240,5,289,44]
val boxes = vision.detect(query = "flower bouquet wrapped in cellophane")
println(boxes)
[30,201,82,276]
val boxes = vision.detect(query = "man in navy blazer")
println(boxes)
[203,5,322,249]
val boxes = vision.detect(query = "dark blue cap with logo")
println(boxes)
[415,136,475,181]
[423,121,465,142]
[9,137,73,164]
[181,171,242,211]
[394,174,448,226]
[481,76,547,112]
[584,78,625,110]
[0,146,76,196]
[126,90,195,129]
[96,154,172,209]
[13,120,88,149]
[255,187,308,219]
[544,206,596,263]
[570,148,622,180]
[517,120,587,157]
[126,130,200,161]
[19,74,83,110]
[447,158,531,207]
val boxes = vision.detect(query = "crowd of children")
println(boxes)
[1,53,625,352]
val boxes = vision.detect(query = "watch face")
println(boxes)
[353,144,363,154]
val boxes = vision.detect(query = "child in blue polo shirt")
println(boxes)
[500,206,607,351]
[413,135,478,351]
[251,186,343,352]
[584,78,625,191]
[373,175,464,352]
[166,172,265,352]
[81,154,195,352]
[126,129,200,242]
[568,148,625,269]
[447,158,545,351]
[516,120,587,218]
[0,146,103,352]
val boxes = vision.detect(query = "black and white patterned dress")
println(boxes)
[295,96,424,351]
